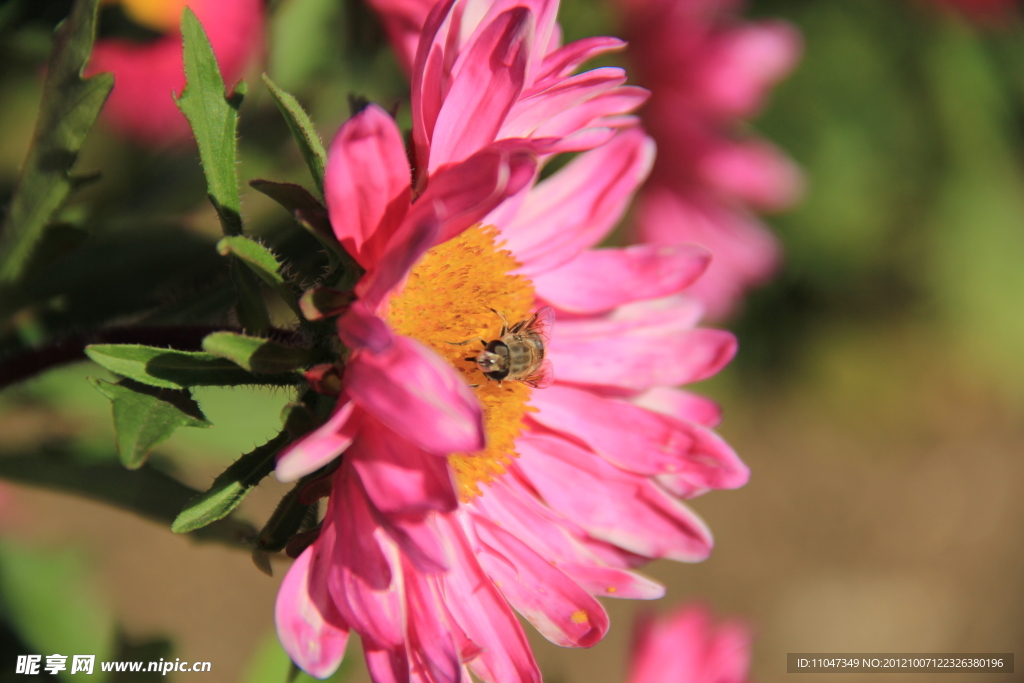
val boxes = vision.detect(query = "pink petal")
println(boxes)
[499,67,627,139]
[363,0,435,73]
[417,142,539,246]
[472,516,609,648]
[275,397,358,483]
[381,513,452,575]
[428,7,532,171]
[631,387,722,428]
[556,563,665,601]
[357,142,537,309]
[436,515,541,683]
[275,547,350,679]
[364,647,411,683]
[694,21,802,118]
[357,203,442,310]
[634,177,781,321]
[529,86,650,141]
[337,301,396,353]
[403,559,462,683]
[472,476,657,595]
[325,529,407,651]
[547,318,737,391]
[533,243,710,314]
[410,0,459,176]
[515,433,713,562]
[331,466,393,590]
[629,606,753,683]
[503,129,654,275]
[324,104,412,268]
[533,36,627,87]
[530,385,748,488]
[344,335,485,455]
[349,419,458,516]
[698,137,803,211]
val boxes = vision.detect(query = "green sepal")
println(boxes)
[202,331,312,374]
[256,485,311,554]
[299,286,355,321]
[217,236,302,316]
[0,0,114,286]
[171,431,290,534]
[89,378,211,469]
[85,344,302,389]
[174,7,243,236]
[261,74,328,196]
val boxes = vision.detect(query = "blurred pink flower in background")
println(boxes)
[617,0,802,319]
[629,604,753,683]
[272,2,748,677]
[87,0,264,145]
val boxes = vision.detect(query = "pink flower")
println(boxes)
[364,0,647,184]
[616,0,802,318]
[271,2,747,680]
[628,604,753,683]
[87,0,263,145]
[273,99,747,678]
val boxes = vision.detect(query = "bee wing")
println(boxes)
[522,359,554,389]
[524,306,555,343]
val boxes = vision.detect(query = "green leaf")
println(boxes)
[171,432,290,534]
[0,447,256,548]
[174,8,272,334]
[202,331,312,373]
[0,0,113,286]
[217,235,302,316]
[249,179,334,241]
[85,344,302,389]
[174,7,243,236]
[89,378,211,469]
[262,73,328,196]
[255,485,311,554]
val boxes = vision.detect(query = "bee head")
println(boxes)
[475,350,502,372]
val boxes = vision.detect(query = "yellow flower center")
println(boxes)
[105,0,190,33]
[387,225,536,500]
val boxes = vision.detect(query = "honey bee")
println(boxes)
[450,307,555,388]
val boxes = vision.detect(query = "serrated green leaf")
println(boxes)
[0,446,256,548]
[85,344,302,389]
[172,432,290,533]
[0,0,113,286]
[174,7,243,236]
[217,235,302,316]
[202,331,312,373]
[89,378,211,469]
[262,73,328,196]
[173,7,269,334]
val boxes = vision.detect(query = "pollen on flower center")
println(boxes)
[387,224,536,501]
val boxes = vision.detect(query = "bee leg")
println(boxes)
[487,308,510,336]
[445,337,487,347]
